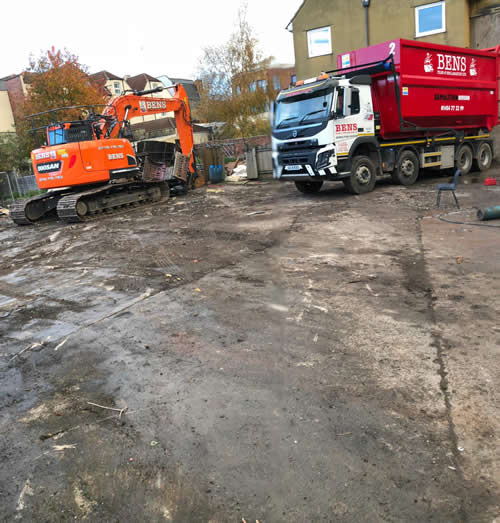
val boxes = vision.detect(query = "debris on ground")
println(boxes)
[9,341,45,363]
[87,402,128,418]
[246,211,267,216]
[226,163,248,184]
[52,444,77,451]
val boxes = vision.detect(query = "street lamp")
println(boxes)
[362,0,370,46]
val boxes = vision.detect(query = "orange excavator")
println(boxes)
[11,84,196,224]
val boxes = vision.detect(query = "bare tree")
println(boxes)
[197,4,273,138]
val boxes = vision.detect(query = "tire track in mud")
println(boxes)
[413,215,470,523]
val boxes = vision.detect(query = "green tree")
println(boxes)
[2,48,107,172]
[0,133,32,172]
[23,47,106,122]
[197,5,273,138]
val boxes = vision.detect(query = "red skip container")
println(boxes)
[337,39,500,140]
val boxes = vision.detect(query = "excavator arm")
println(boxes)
[102,84,195,172]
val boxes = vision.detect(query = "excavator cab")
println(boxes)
[43,108,118,147]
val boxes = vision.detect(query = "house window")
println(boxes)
[257,79,267,90]
[236,85,241,95]
[113,81,121,95]
[273,75,281,90]
[249,82,256,92]
[307,26,332,58]
[291,74,297,85]
[415,1,446,38]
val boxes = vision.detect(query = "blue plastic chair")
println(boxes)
[436,169,461,208]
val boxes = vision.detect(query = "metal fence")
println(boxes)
[0,172,39,206]
[256,144,273,174]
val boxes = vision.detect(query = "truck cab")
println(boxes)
[272,74,375,193]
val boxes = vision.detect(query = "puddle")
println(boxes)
[8,319,78,343]
[0,294,17,307]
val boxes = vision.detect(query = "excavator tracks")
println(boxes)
[10,182,169,225]
[56,182,168,223]
[9,200,34,225]
[10,191,66,225]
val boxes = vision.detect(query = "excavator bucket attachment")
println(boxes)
[173,152,191,183]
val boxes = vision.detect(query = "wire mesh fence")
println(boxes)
[0,172,41,207]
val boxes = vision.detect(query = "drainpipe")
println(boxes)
[362,0,370,47]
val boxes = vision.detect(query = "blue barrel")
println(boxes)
[209,165,224,184]
[477,205,500,221]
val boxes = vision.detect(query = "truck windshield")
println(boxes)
[275,89,333,129]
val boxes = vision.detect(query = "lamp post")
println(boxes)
[362,0,370,47]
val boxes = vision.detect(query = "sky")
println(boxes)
[0,0,303,79]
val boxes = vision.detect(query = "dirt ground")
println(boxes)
[1,171,499,522]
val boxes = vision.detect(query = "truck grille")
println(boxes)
[278,139,318,152]
[282,157,309,165]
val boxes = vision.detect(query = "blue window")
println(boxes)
[273,75,281,90]
[236,85,241,95]
[249,82,256,92]
[48,128,66,145]
[257,79,267,90]
[415,1,445,37]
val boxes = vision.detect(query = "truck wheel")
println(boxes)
[343,156,377,194]
[295,181,323,194]
[455,144,473,175]
[392,150,419,186]
[474,142,493,172]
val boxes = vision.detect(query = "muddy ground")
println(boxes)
[1,171,499,522]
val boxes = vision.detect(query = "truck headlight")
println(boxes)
[316,151,331,169]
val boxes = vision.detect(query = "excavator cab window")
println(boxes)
[47,126,66,145]
[46,121,94,145]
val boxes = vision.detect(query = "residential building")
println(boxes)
[0,80,15,133]
[89,71,130,97]
[288,0,500,80]
[267,63,297,92]
[470,0,500,48]
[233,62,296,95]
[0,72,33,128]
[125,73,173,122]
[157,76,202,111]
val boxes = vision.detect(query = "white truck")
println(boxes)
[272,39,498,195]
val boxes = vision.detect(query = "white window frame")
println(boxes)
[415,1,446,38]
[257,79,267,90]
[307,26,332,58]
